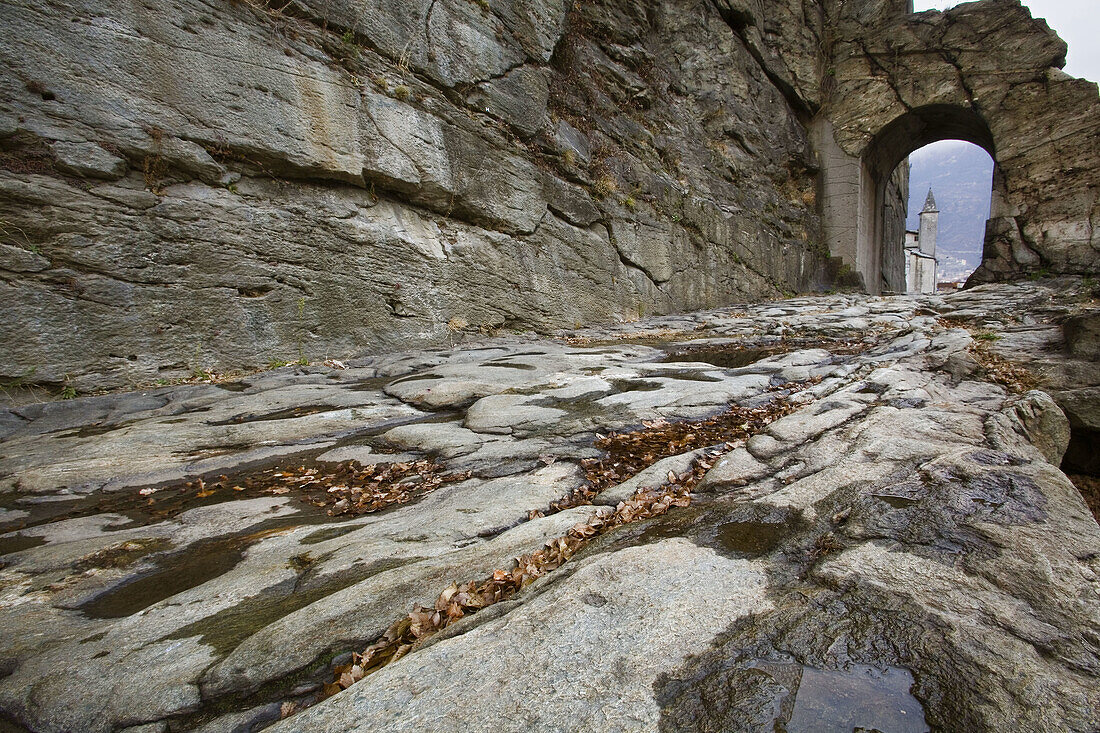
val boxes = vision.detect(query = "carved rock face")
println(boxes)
[0,0,1095,394]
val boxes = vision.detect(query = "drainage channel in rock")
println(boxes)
[77,521,311,619]
[660,336,868,369]
[0,412,463,539]
[0,455,460,546]
[207,404,345,426]
[546,380,816,513]
[268,382,820,725]
[163,557,414,656]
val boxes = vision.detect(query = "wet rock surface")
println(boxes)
[1,280,1099,732]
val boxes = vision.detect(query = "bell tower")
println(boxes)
[918,188,939,258]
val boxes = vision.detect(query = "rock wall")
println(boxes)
[0,0,826,392]
[2,0,1096,393]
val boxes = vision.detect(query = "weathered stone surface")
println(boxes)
[276,540,772,732]
[1064,311,1100,361]
[1,281,1097,732]
[3,0,1095,390]
[49,141,127,180]
[0,0,828,393]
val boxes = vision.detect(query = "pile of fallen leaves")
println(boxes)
[255,460,470,516]
[145,459,471,518]
[316,387,816,704]
[933,320,1039,394]
[546,397,803,512]
[969,342,1039,393]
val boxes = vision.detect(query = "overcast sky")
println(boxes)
[911,1,1099,83]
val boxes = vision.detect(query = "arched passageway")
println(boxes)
[900,140,996,288]
[815,0,1100,294]
[866,106,998,292]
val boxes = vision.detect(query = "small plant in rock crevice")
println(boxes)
[592,174,617,200]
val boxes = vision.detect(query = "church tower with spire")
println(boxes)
[905,188,939,294]
[918,188,939,258]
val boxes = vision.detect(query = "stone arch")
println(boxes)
[815,0,1100,294]
[865,105,998,292]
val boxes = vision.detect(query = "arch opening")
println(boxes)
[903,141,995,289]
[862,105,1002,293]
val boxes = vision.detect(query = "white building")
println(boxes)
[905,188,938,294]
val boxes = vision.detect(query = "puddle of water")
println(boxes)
[348,376,394,392]
[53,422,134,439]
[179,442,255,459]
[300,525,363,545]
[663,346,781,369]
[78,534,249,619]
[635,507,705,545]
[609,379,663,393]
[163,558,409,654]
[72,537,172,572]
[214,381,251,392]
[716,520,788,555]
[208,405,339,426]
[645,369,724,383]
[873,494,919,509]
[633,507,792,559]
[386,372,444,386]
[482,363,538,370]
[0,533,47,557]
[785,664,929,733]
[76,521,315,619]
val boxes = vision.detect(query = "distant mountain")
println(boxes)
[906,141,994,282]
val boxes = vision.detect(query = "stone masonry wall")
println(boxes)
[0,0,827,392]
